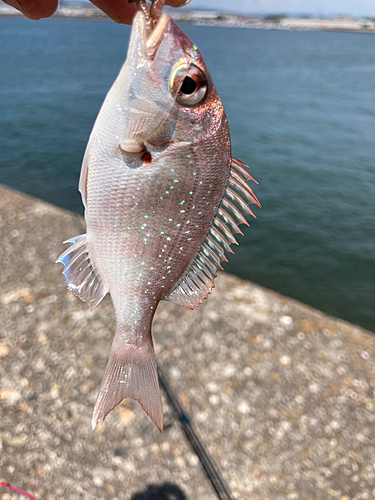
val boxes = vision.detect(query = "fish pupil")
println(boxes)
[180,76,196,95]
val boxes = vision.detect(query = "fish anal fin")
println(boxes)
[92,331,163,432]
[165,158,259,310]
[56,234,108,310]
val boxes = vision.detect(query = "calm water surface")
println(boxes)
[0,19,374,331]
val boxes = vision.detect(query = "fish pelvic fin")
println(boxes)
[165,158,260,310]
[56,234,108,311]
[92,329,163,432]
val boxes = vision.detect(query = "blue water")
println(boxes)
[1,18,375,331]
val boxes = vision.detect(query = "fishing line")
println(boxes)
[56,292,69,333]
[157,364,235,500]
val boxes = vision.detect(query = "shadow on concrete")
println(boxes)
[131,482,188,500]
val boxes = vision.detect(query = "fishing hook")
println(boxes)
[129,0,165,33]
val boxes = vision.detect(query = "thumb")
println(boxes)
[2,0,58,19]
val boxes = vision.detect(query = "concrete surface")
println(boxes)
[0,184,375,500]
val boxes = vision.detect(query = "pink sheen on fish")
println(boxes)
[56,10,260,432]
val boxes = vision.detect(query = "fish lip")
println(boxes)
[144,13,170,58]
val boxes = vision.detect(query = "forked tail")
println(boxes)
[92,327,163,432]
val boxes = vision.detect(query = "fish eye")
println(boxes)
[170,63,207,106]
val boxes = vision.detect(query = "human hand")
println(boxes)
[1,0,190,24]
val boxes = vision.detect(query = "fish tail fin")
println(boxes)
[92,328,163,432]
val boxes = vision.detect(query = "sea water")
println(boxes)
[1,18,374,331]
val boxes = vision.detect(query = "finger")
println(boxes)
[2,0,58,19]
[89,0,137,24]
[165,0,191,6]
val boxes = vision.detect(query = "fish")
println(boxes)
[56,4,260,432]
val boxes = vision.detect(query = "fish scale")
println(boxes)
[56,10,259,431]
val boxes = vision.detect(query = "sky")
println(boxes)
[187,0,375,17]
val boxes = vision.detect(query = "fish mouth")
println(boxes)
[117,11,172,156]
[143,12,170,58]
[130,10,170,61]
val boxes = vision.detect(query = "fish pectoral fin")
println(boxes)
[92,332,163,432]
[56,234,108,310]
[165,158,260,310]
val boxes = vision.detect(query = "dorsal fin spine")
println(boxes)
[202,243,224,266]
[209,226,234,253]
[230,169,259,205]
[213,218,239,245]
[179,281,191,297]
[231,158,258,184]
[188,272,203,291]
[218,207,242,235]
[205,235,226,260]
[198,249,220,275]
[229,178,259,206]
[183,275,195,293]
[190,267,206,287]
[230,168,251,186]
[207,230,233,255]
[247,208,257,219]
[231,162,255,183]
[193,264,211,287]
[192,260,213,282]
[226,186,251,214]
[221,198,249,226]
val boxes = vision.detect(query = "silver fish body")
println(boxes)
[57,11,259,431]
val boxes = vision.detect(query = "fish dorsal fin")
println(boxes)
[165,159,260,310]
[56,234,108,310]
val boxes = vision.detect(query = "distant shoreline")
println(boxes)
[1,5,375,34]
